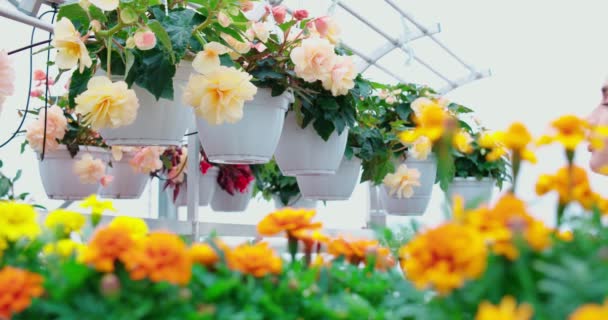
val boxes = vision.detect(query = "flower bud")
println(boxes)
[293,9,309,21]
[133,29,157,51]
[90,20,102,32]
[119,7,139,24]
[126,37,136,49]
[217,11,232,28]
[100,273,121,297]
[271,6,287,24]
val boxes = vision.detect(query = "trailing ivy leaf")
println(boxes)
[127,48,176,100]
[57,3,90,34]
[148,20,175,64]
[68,67,93,109]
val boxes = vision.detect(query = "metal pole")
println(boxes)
[0,6,54,32]
[186,127,200,241]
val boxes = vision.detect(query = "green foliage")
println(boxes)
[251,160,300,206]
[0,161,28,202]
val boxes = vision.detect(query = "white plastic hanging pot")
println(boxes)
[196,88,291,164]
[296,157,361,201]
[168,167,220,207]
[38,145,110,200]
[99,151,149,199]
[99,62,193,146]
[272,194,317,209]
[446,177,494,206]
[274,112,348,176]
[380,154,437,216]
[210,183,254,212]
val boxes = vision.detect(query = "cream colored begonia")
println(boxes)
[383,164,421,199]
[192,42,230,75]
[52,18,93,73]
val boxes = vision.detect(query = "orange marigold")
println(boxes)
[81,225,136,272]
[475,296,533,320]
[123,232,192,286]
[257,208,322,237]
[569,300,608,320]
[227,242,282,277]
[536,166,599,210]
[399,223,487,295]
[0,267,44,319]
[328,236,380,265]
[190,239,228,268]
[461,194,551,260]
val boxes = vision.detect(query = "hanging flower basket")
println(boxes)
[380,155,437,216]
[210,183,253,212]
[168,167,220,207]
[99,150,149,199]
[272,195,317,209]
[38,145,110,200]
[196,88,291,164]
[446,177,494,206]
[296,157,361,201]
[99,63,193,146]
[275,112,349,176]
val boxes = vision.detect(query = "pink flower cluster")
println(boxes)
[130,146,164,174]
[25,105,68,153]
[30,70,55,98]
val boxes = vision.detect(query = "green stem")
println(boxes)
[557,202,566,227]
[96,21,124,38]
[106,38,112,77]
[287,235,298,263]
[510,152,521,193]
[193,32,206,47]
[194,15,213,33]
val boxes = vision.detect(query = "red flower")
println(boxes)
[271,6,287,23]
[200,159,212,175]
[217,165,254,195]
[293,9,309,21]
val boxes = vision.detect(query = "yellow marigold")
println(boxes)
[0,237,6,257]
[43,239,85,258]
[569,300,608,320]
[109,216,148,239]
[183,65,257,125]
[453,130,473,154]
[475,296,533,320]
[0,202,41,242]
[123,232,192,285]
[328,236,381,265]
[81,225,136,272]
[496,123,537,163]
[0,267,44,319]
[462,194,551,260]
[372,246,396,271]
[537,115,589,151]
[75,76,139,130]
[227,242,282,277]
[292,228,330,249]
[399,223,487,295]
[44,209,86,235]
[536,166,597,209]
[478,131,508,162]
[257,208,322,237]
[190,239,228,267]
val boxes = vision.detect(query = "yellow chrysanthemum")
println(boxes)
[44,209,86,236]
[43,239,85,258]
[399,223,487,295]
[75,76,139,130]
[475,296,533,320]
[537,115,589,151]
[183,66,257,125]
[569,300,608,320]
[109,216,148,239]
[0,202,41,242]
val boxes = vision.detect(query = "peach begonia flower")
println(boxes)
[25,105,68,153]
[192,42,230,75]
[321,55,356,96]
[52,18,93,73]
[73,153,106,184]
[75,76,139,130]
[383,164,421,199]
[311,16,341,44]
[129,146,164,174]
[290,37,336,83]
[221,33,251,55]
[183,66,257,125]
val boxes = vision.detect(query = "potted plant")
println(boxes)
[356,82,473,215]
[24,70,111,200]
[155,146,219,207]
[268,16,371,176]
[211,164,255,212]
[445,128,511,206]
[99,146,164,199]
[251,160,316,208]
[53,0,256,146]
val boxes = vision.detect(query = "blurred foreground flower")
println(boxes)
[0,202,41,242]
[475,296,533,320]
[0,267,44,319]
[227,242,282,277]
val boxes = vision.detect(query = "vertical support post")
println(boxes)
[187,128,200,242]
[367,183,387,228]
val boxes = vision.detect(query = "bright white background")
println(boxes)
[2,0,608,230]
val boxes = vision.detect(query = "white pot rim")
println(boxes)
[452,176,495,182]
[37,145,109,158]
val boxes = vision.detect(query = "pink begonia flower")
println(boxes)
[133,29,157,51]
[312,16,341,44]
[271,6,287,24]
[25,105,68,153]
[73,153,106,184]
[293,9,309,21]
[30,89,43,98]
[100,175,114,187]
[129,146,164,174]
[0,50,15,110]
[217,11,232,27]
[33,70,47,81]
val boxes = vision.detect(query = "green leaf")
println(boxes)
[157,9,197,60]
[395,103,412,121]
[147,20,175,64]
[0,178,9,197]
[12,169,22,183]
[313,118,335,141]
[68,67,93,109]
[126,48,176,100]
[88,5,107,23]
[57,3,90,34]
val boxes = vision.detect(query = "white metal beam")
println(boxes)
[439,69,492,94]
[0,5,54,32]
